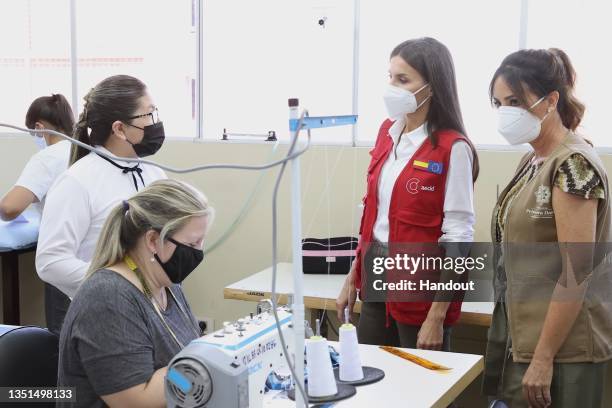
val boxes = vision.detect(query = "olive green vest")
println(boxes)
[492,132,612,363]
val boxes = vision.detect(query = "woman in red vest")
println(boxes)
[336,37,479,350]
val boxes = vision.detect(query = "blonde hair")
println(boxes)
[88,179,214,275]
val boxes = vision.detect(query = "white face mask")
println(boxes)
[497,96,552,145]
[33,135,47,150]
[383,83,430,120]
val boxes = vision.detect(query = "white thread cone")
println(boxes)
[339,323,364,381]
[306,336,338,397]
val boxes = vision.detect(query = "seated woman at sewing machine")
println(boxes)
[57,179,214,408]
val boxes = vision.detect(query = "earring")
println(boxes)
[151,253,156,262]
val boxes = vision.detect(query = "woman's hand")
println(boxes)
[336,261,357,322]
[522,357,553,408]
[416,317,444,350]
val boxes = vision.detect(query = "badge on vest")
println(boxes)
[413,159,443,175]
[535,185,552,207]
[406,178,435,194]
[526,185,554,219]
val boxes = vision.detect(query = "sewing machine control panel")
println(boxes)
[198,306,292,350]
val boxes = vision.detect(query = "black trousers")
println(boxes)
[44,283,71,337]
[357,301,452,350]
[358,240,452,349]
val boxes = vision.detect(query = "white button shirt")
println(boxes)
[372,119,475,243]
[36,147,167,298]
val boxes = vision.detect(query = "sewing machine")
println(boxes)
[165,306,294,408]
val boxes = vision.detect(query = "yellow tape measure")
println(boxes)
[379,346,452,371]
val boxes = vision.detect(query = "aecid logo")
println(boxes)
[406,178,435,194]
[406,178,420,194]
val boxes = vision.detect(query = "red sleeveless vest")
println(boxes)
[355,119,469,326]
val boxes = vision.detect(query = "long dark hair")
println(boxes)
[71,75,147,165]
[391,37,479,181]
[489,48,585,131]
[25,93,75,135]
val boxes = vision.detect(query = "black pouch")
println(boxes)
[301,237,358,274]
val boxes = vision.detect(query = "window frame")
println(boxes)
[4,0,607,153]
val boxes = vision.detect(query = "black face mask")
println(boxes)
[127,121,165,157]
[154,237,204,284]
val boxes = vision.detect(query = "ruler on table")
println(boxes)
[379,346,452,371]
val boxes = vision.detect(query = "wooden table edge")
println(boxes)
[223,288,492,327]
[431,356,484,408]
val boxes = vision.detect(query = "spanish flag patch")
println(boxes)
[413,160,443,175]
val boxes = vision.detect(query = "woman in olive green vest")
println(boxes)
[483,48,612,408]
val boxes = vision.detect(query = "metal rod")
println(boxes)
[196,0,204,139]
[290,101,307,408]
[351,0,361,147]
[69,0,78,119]
[519,0,529,49]
[222,129,277,141]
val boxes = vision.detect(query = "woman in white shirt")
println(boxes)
[36,75,167,336]
[0,94,74,221]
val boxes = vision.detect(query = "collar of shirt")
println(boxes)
[93,145,139,167]
[389,119,427,159]
[388,118,428,147]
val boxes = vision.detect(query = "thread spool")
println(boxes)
[339,324,364,381]
[306,336,338,397]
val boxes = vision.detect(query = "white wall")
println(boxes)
[0,136,529,328]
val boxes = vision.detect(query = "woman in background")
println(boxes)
[0,94,74,221]
[0,94,74,336]
[36,75,167,336]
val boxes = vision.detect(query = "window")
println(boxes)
[2,1,610,147]
[201,0,355,143]
[0,0,71,133]
[527,0,612,148]
[357,0,522,146]
[76,0,197,138]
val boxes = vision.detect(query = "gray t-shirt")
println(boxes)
[57,269,201,408]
